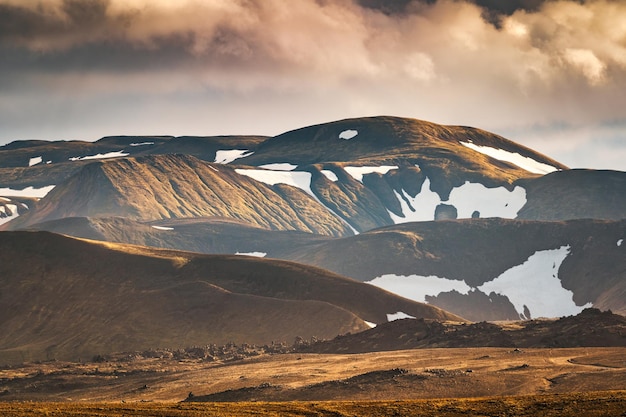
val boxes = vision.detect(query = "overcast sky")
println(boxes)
[0,0,624,170]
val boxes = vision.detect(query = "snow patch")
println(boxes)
[320,170,339,182]
[214,150,253,164]
[0,185,55,198]
[478,246,592,318]
[386,312,416,322]
[69,150,129,161]
[367,274,471,303]
[259,163,298,171]
[235,169,316,199]
[130,142,154,146]
[151,225,174,231]
[388,178,527,223]
[460,141,559,175]
[344,166,398,183]
[339,129,358,140]
[235,251,267,258]
[0,197,8,202]
[618,239,623,247]
[28,156,42,167]
[388,179,441,223]
[446,182,527,218]
[364,321,377,328]
[0,204,19,226]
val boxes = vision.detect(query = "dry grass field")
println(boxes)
[0,347,624,415]
[0,392,625,416]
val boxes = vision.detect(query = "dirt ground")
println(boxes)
[0,347,624,403]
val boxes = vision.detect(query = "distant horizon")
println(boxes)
[1,114,623,172]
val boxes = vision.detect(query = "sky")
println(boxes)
[0,0,625,171]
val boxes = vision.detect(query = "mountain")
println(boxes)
[1,115,624,329]
[0,231,461,364]
[1,154,351,236]
[24,216,626,322]
[3,117,624,235]
[0,135,266,188]
[280,218,626,321]
[516,169,626,221]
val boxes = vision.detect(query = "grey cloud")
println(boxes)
[0,0,624,171]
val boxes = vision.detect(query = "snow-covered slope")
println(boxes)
[282,218,626,321]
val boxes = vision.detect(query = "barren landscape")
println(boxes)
[0,346,625,416]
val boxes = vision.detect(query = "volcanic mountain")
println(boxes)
[1,154,351,236]
[1,115,624,329]
[281,218,626,321]
[6,116,623,236]
[24,216,626,322]
[0,231,461,364]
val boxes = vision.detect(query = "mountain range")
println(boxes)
[1,115,624,362]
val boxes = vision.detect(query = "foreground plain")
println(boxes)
[1,391,625,417]
[1,348,624,402]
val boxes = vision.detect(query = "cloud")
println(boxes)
[0,0,624,169]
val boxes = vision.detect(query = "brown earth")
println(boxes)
[1,392,625,417]
[300,308,626,354]
[0,347,623,404]
[0,231,460,365]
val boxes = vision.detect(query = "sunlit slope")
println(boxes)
[2,154,351,236]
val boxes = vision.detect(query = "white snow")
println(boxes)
[388,178,528,223]
[364,321,377,328]
[478,246,592,318]
[618,239,623,247]
[259,163,298,171]
[344,165,398,183]
[130,142,154,146]
[386,311,416,321]
[28,156,42,167]
[388,179,442,223]
[0,197,8,202]
[460,141,559,175]
[214,150,253,164]
[446,182,527,218]
[0,185,55,198]
[320,170,339,182]
[151,225,174,231]
[0,204,19,226]
[367,274,471,303]
[235,169,316,199]
[339,129,358,140]
[69,150,129,161]
[235,251,267,258]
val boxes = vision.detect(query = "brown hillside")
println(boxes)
[1,154,351,236]
[517,169,626,221]
[280,218,626,320]
[0,231,461,364]
[244,116,566,195]
[301,308,626,354]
